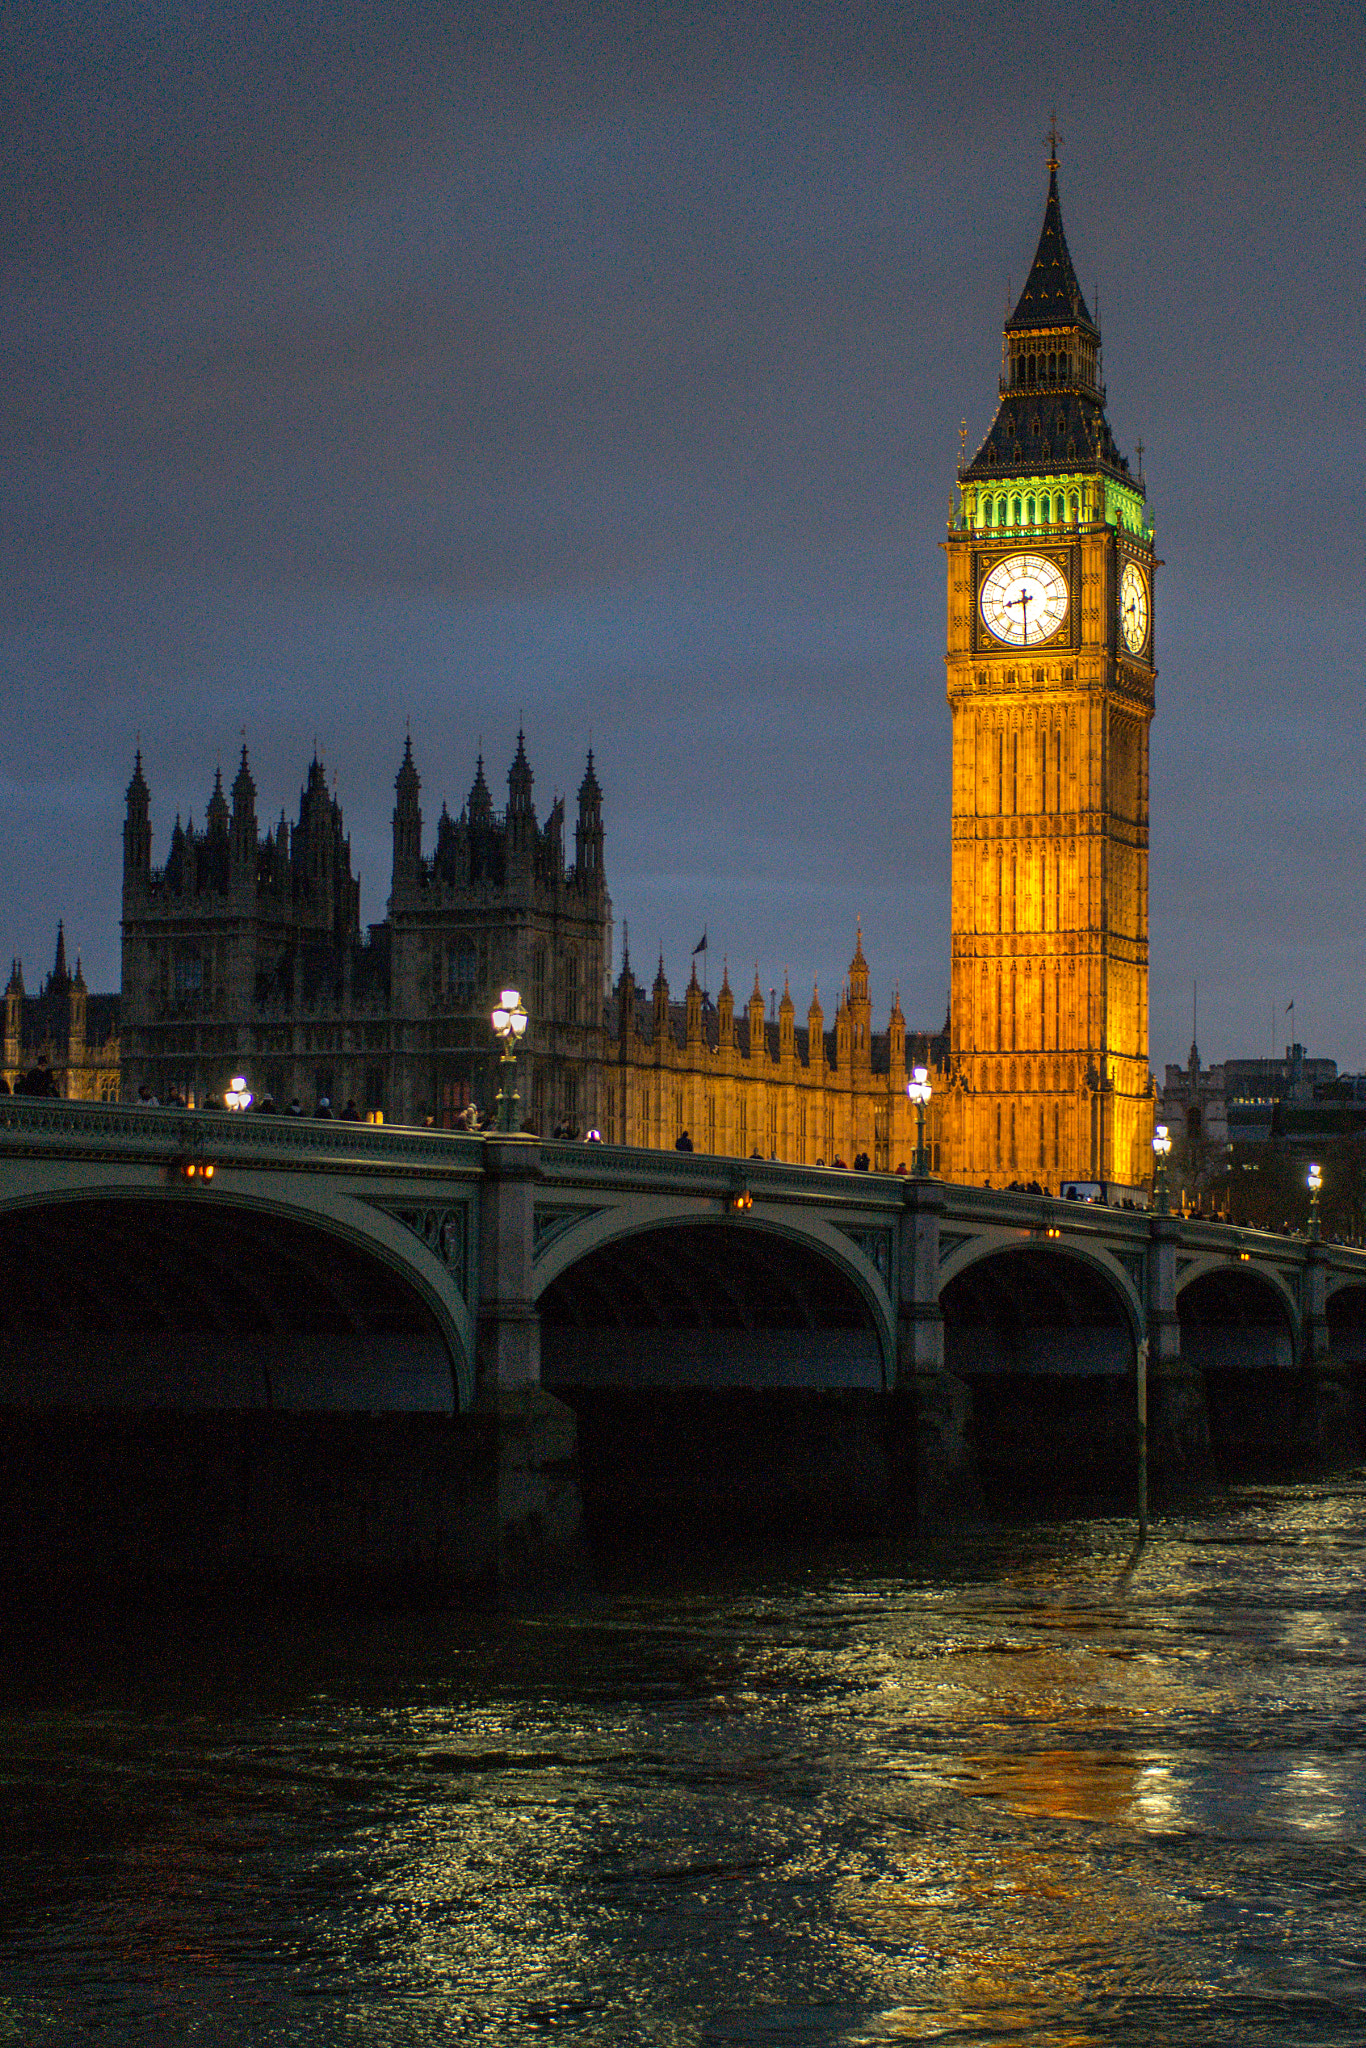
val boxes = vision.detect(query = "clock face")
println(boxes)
[979,553,1069,647]
[1120,562,1149,654]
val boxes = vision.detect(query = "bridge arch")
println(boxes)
[938,1235,1142,1504]
[534,1205,893,1390]
[939,1229,1146,1351]
[1326,1279,1366,1378]
[532,1196,897,1384]
[1175,1258,1299,1371]
[0,1187,472,1411]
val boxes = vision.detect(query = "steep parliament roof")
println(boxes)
[1005,163,1097,337]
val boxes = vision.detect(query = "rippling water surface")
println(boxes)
[4,1475,1366,2045]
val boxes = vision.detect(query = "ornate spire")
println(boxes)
[467,753,492,823]
[962,148,1130,484]
[508,729,534,811]
[1005,153,1096,337]
[51,921,68,989]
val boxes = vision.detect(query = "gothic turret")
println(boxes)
[231,745,258,885]
[392,735,422,895]
[206,766,230,839]
[717,959,734,1047]
[467,754,493,828]
[507,731,534,855]
[653,953,670,1042]
[49,922,69,994]
[68,952,87,1054]
[575,749,603,881]
[615,925,637,1043]
[686,958,703,1046]
[807,981,824,1077]
[3,960,21,1071]
[847,921,872,1067]
[888,983,906,1079]
[123,749,151,896]
[835,982,851,1069]
[747,966,766,1061]
[778,971,795,1061]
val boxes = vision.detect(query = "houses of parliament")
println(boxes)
[40,151,1160,1191]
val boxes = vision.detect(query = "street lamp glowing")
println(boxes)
[1308,1162,1323,1193]
[225,1076,252,1111]
[491,989,529,1041]
[1152,1122,1172,1213]
[491,988,529,1131]
[907,1064,933,1176]
[1308,1161,1323,1240]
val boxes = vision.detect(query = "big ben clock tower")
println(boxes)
[943,139,1156,1192]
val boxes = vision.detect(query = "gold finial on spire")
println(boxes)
[959,419,967,458]
[1045,111,1062,172]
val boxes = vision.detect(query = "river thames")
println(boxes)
[3,1472,1365,2045]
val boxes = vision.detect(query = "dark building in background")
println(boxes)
[2,925,120,1100]
[119,737,611,1128]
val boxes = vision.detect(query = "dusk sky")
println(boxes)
[4,1,1363,1070]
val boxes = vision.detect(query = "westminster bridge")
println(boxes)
[2,1097,1364,1589]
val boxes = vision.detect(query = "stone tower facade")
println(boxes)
[940,149,1157,1191]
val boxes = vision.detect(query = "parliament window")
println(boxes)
[449,938,477,1002]
[173,945,202,998]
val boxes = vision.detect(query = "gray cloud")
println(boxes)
[2,1,1364,1065]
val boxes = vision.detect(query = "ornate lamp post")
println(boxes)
[490,988,529,1132]
[907,1064,933,1177]
[1307,1161,1323,1241]
[1152,1122,1172,1214]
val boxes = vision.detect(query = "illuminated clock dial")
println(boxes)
[1120,562,1149,654]
[979,553,1069,647]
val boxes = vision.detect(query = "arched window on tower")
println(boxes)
[1069,491,1079,522]
[1048,352,1057,380]
[983,497,993,527]
[1026,495,1036,526]
[1011,495,1021,524]
[997,495,1007,525]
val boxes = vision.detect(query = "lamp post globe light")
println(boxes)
[490,988,529,1132]
[1152,1122,1172,1214]
[907,1064,933,1178]
[1308,1161,1323,1240]
[225,1075,252,1112]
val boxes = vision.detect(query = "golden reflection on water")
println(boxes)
[3,1484,1366,2042]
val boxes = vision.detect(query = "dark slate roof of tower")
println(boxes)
[1005,166,1097,336]
[962,386,1130,481]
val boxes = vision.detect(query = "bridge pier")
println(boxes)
[476,1138,583,1586]
[1303,1241,1357,1463]
[1146,1211,1211,1484]
[896,1180,981,1525]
